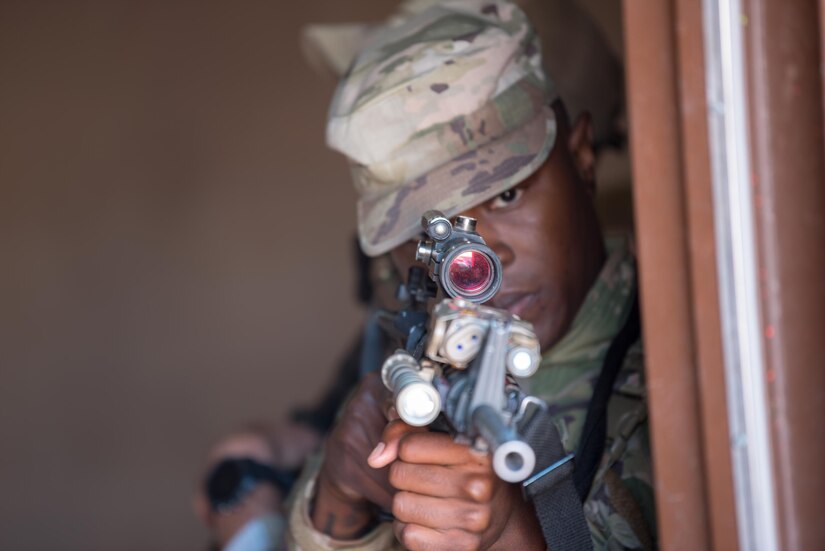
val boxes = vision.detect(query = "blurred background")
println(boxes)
[0,1,627,549]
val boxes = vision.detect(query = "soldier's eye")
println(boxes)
[489,187,524,209]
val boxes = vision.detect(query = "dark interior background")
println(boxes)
[0,1,626,549]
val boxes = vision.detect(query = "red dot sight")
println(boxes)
[415,210,503,303]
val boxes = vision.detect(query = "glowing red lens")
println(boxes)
[448,251,492,295]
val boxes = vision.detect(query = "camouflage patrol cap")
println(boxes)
[326,0,557,257]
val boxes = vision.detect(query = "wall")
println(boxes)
[0,2,393,549]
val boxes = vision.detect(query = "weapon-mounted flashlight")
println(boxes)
[381,351,441,427]
[415,210,502,303]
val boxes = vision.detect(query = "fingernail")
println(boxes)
[368,442,386,463]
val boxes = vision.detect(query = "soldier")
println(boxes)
[288,1,654,549]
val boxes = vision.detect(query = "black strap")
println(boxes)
[573,294,641,500]
[521,293,641,550]
[523,409,594,550]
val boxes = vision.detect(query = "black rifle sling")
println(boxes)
[523,408,594,550]
[522,293,640,550]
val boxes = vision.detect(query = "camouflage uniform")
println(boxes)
[286,238,655,550]
[526,238,655,550]
[288,1,655,548]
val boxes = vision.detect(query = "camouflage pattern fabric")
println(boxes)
[285,239,656,550]
[304,0,624,145]
[325,0,558,256]
[525,238,656,549]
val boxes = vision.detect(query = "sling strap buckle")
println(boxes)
[523,453,575,492]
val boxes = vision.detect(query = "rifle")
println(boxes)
[377,210,545,483]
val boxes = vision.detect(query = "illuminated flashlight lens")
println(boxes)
[397,384,441,426]
[402,387,436,418]
[448,251,493,295]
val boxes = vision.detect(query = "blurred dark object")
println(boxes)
[290,236,402,433]
[290,338,365,433]
[206,458,298,513]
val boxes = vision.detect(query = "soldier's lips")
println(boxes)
[491,292,538,319]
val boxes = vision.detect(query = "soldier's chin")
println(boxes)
[532,304,569,352]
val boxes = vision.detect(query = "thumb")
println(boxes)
[367,419,424,469]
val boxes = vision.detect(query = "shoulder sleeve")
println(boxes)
[285,453,401,551]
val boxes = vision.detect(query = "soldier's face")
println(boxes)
[390,109,605,351]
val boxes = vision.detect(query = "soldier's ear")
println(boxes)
[567,111,596,196]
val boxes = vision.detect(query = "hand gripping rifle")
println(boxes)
[377,211,544,483]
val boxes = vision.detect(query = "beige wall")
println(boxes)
[0,2,395,549]
[0,2,625,550]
